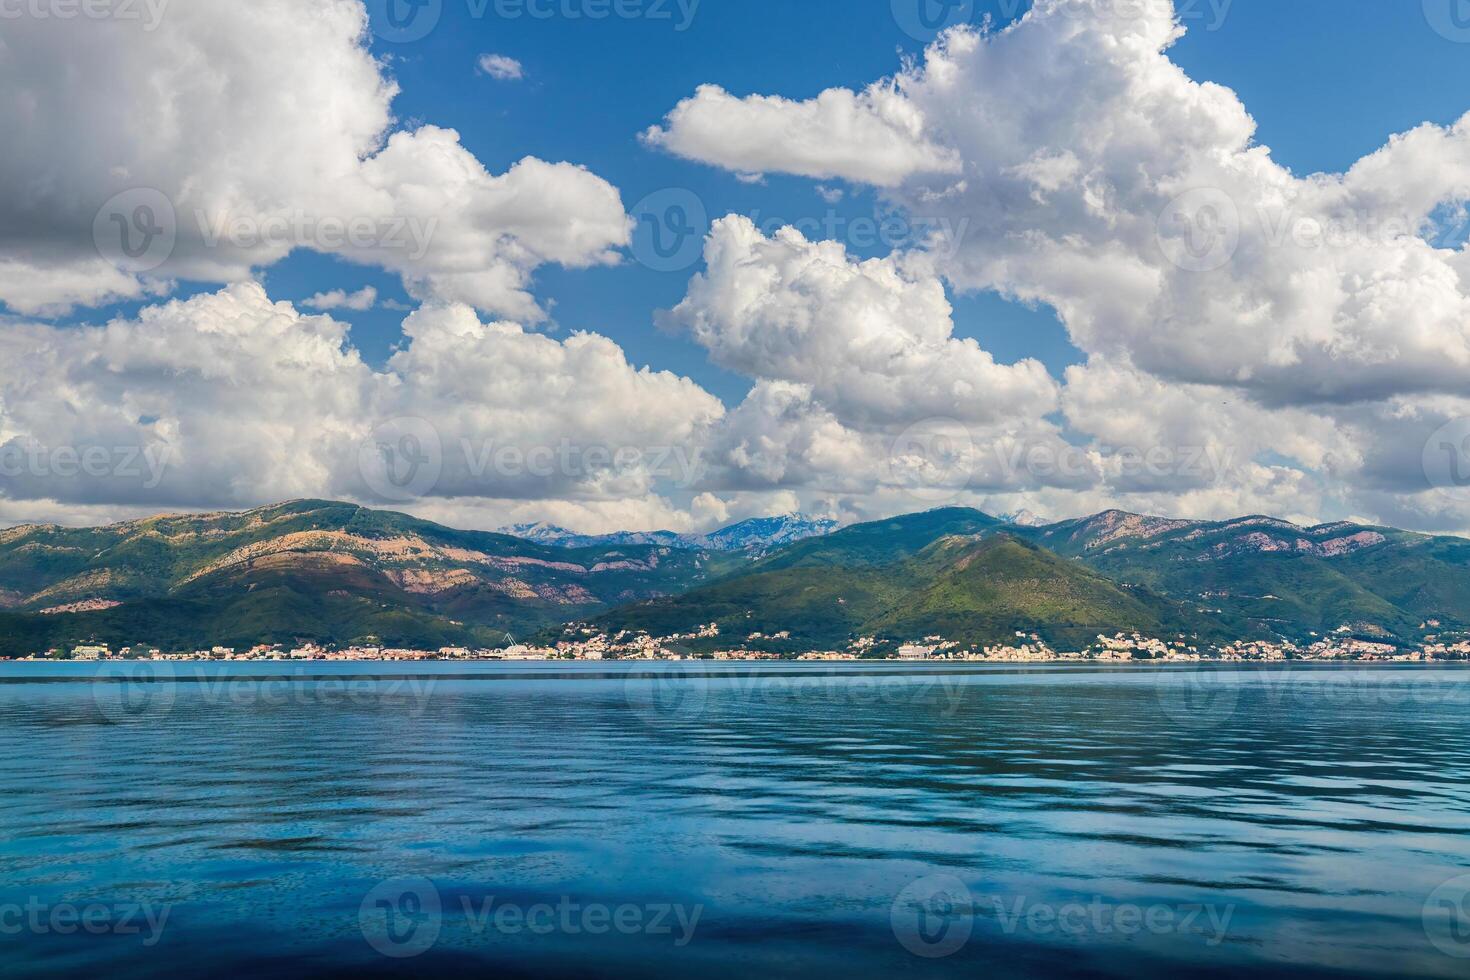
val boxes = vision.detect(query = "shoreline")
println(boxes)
[8,656,1470,668]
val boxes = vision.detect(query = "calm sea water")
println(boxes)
[2,661,1469,978]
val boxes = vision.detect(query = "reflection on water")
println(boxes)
[1,662,1469,978]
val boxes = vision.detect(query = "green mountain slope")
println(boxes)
[5,500,1469,657]
[596,510,1222,651]
[750,507,1003,571]
[583,509,1002,647]
[1015,511,1470,640]
[868,535,1216,649]
[0,500,723,655]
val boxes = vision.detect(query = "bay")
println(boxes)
[2,661,1468,978]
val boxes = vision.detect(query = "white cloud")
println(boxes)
[667,216,1059,429]
[477,54,525,81]
[708,381,875,493]
[0,0,628,320]
[0,258,170,319]
[7,0,1470,534]
[873,10,1470,409]
[0,283,725,524]
[0,283,375,509]
[351,135,630,320]
[302,286,377,311]
[403,494,700,537]
[642,83,962,187]
[372,302,726,502]
[644,0,1470,530]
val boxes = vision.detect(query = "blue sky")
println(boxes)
[8,0,1470,532]
[67,1,1470,405]
[292,1,1470,398]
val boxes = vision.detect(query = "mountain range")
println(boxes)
[0,500,1466,657]
[1019,510,1470,640]
[0,500,731,656]
[499,514,839,555]
[598,506,1470,652]
[595,509,1213,652]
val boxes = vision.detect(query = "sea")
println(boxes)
[2,660,1468,978]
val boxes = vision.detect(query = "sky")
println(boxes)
[4,0,1470,535]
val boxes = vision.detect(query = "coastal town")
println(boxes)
[18,622,1470,664]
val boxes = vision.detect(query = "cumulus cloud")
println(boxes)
[477,54,525,81]
[708,381,875,493]
[667,216,1059,429]
[405,495,703,537]
[8,0,1470,534]
[644,0,1470,530]
[874,9,1470,408]
[642,83,961,187]
[658,217,1091,506]
[369,303,725,503]
[0,284,374,509]
[0,283,725,530]
[302,286,378,311]
[346,131,630,319]
[0,0,629,320]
